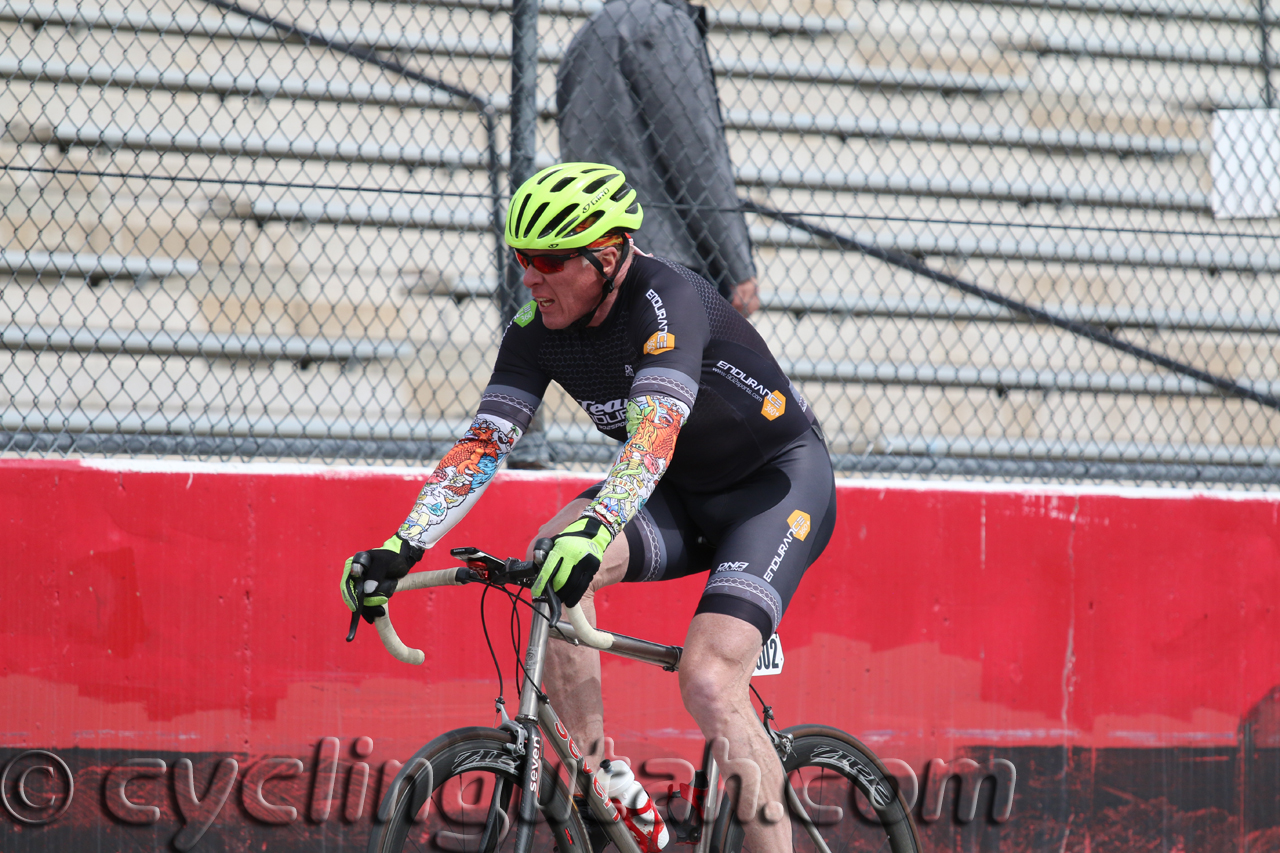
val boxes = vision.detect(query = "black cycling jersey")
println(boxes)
[394,253,837,638]
[477,254,818,492]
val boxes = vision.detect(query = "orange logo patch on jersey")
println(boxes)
[787,510,811,541]
[761,390,786,420]
[644,331,675,355]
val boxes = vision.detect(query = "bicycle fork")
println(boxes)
[506,597,554,853]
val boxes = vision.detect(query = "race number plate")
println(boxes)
[753,633,784,676]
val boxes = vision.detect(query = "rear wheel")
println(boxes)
[368,727,590,853]
[714,725,921,853]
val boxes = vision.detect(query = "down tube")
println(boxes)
[537,700,644,853]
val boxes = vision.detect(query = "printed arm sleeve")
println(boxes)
[397,414,523,550]
[582,392,692,536]
[397,375,543,549]
[579,269,706,534]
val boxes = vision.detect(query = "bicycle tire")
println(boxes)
[368,726,591,853]
[713,724,921,853]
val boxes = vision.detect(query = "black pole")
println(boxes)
[743,199,1280,413]
[1262,0,1275,107]
[505,0,551,467]
[505,0,541,325]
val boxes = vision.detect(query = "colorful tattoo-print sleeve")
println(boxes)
[398,415,521,549]
[584,393,690,536]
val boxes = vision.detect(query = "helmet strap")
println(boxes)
[571,236,631,330]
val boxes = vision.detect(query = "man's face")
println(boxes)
[519,248,609,330]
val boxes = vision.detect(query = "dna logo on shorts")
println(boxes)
[787,510,811,541]
[761,390,786,420]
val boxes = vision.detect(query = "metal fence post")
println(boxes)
[1261,0,1274,107]
[505,0,551,467]
[505,0,540,327]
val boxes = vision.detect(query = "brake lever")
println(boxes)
[545,585,563,624]
[346,559,367,642]
[346,581,365,642]
[499,556,547,587]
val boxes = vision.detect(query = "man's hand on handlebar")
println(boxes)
[344,540,613,664]
[533,517,612,607]
[341,535,424,623]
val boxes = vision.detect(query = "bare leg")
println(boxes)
[680,613,791,853]
[528,499,629,768]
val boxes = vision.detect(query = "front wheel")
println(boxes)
[714,725,921,853]
[368,727,590,853]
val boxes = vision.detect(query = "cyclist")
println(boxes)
[342,162,836,853]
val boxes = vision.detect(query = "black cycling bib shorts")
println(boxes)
[578,425,836,641]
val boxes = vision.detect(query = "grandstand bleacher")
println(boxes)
[3,0,1279,479]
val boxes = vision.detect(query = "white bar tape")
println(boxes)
[396,568,464,591]
[565,603,615,650]
[373,611,425,665]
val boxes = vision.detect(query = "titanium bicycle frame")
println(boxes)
[513,593,712,853]
[363,550,832,853]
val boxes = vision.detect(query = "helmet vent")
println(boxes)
[550,177,576,193]
[511,193,532,236]
[582,176,611,195]
[523,202,549,239]
[535,167,563,185]
[573,212,602,235]
[539,204,577,239]
[611,182,634,201]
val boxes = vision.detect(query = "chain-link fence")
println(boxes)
[4,0,1280,484]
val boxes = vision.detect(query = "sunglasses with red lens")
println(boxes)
[513,249,583,274]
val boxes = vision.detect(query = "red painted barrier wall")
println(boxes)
[3,458,1280,851]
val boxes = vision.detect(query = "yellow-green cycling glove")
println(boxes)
[341,535,423,623]
[533,517,613,607]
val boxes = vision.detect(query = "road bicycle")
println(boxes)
[354,542,922,853]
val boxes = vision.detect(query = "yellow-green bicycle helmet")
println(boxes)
[506,162,643,250]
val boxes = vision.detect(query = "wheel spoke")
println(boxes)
[785,779,833,853]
